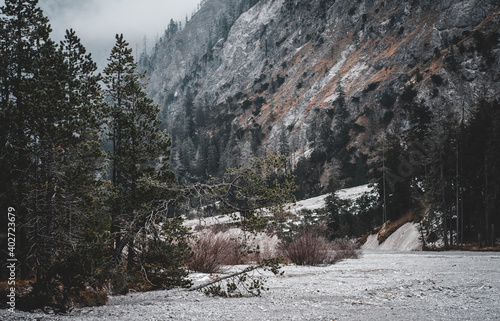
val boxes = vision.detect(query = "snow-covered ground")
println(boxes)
[4,251,499,320]
[289,184,372,214]
[184,184,373,228]
[362,223,423,251]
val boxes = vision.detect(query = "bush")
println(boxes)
[330,238,361,262]
[276,74,285,88]
[257,82,269,93]
[400,85,418,103]
[188,229,243,273]
[242,99,252,110]
[278,230,336,266]
[382,110,394,125]
[140,217,193,290]
[252,105,262,116]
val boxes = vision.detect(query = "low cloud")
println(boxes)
[35,0,200,68]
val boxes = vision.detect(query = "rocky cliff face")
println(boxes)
[142,0,500,190]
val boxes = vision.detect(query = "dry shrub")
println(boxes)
[15,280,108,313]
[330,238,361,263]
[188,229,243,273]
[69,286,108,308]
[243,231,280,263]
[278,230,336,266]
[279,231,361,266]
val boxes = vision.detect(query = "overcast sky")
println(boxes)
[6,0,201,69]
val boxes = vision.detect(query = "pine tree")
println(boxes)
[423,105,459,248]
[278,126,291,173]
[0,0,68,281]
[370,133,414,223]
[334,82,348,128]
[207,143,220,175]
[103,34,174,267]
[58,29,108,240]
[1,2,115,309]
[462,99,500,245]
[49,29,113,298]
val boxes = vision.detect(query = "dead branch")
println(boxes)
[188,265,258,292]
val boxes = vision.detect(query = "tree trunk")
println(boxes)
[441,160,448,249]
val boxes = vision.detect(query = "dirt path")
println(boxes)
[3,251,499,321]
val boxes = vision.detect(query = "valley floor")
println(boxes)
[2,251,500,320]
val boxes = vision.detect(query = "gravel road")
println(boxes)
[2,251,499,321]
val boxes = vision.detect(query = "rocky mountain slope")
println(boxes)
[142,0,500,191]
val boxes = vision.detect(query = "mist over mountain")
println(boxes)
[35,0,200,69]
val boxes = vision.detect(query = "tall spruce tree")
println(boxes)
[1,3,112,308]
[0,0,68,281]
[423,105,459,248]
[57,28,108,238]
[462,99,500,245]
[370,133,415,223]
[52,29,112,289]
[103,34,174,268]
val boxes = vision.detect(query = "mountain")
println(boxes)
[141,0,500,194]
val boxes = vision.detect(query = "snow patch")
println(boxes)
[289,184,372,214]
[362,223,423,251]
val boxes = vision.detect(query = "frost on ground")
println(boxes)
[3,251,499,321]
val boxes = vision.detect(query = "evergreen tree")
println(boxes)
[207,143,220,175]
[50,29,112,301]
[334,82,348,128]
[461,99,500,245]
[184,89,196,138]
[1,3,109,305]
[0,0,67,281]
[278,126,291,173]
[58,29,108,243]
[370,133,414,222]
[403,102,433,204]
[278,126,291,157]
[423,105,459,248]
[103,34,174,267]
[325,193,354,239]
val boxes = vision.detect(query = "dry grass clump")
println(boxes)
[278,230,360,266]
[188,225,360,272]
[330,238,361,262]
[188,229,243,273]
[278,230,335,266]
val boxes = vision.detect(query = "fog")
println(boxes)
[18,0,201,69]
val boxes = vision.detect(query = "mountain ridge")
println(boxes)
[142,0,500,191]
